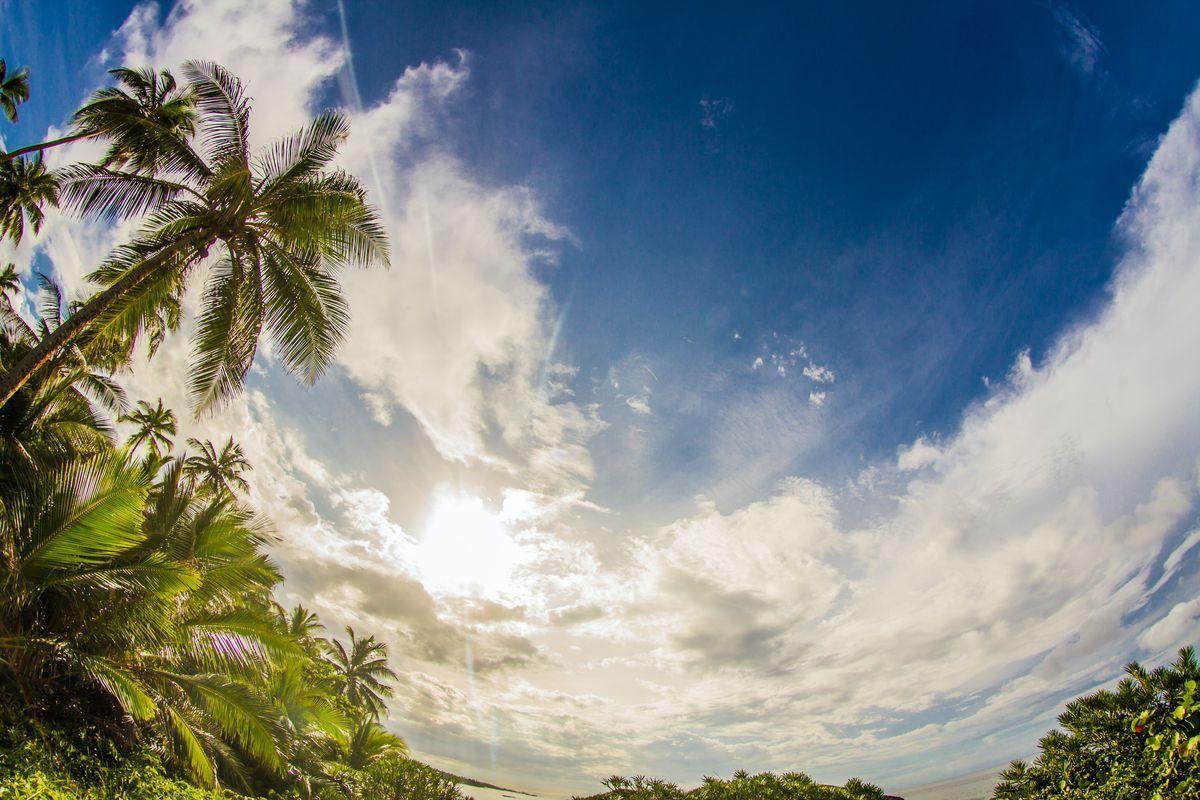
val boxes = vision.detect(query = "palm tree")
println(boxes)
[120,397,177,458]
[0,449,301,789]
[0,61,389,411]
[0,59,30,122]
[343,717,406,770]
[285,604,324,640]
[0,155,58,243]
[1,66,196,167]
[0,275,125,487]
[325,628,398,719]
[268,662,350,792]
[184,435,251,495]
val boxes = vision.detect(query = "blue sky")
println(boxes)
[6,0,1200,795]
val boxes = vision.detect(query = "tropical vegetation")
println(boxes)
[0,58,388,412]
[992,647,1200,800]
[0,271,458,800]
[0,57,454,800]
[583,772,889,800]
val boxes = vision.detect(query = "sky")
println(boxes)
[4,0,1200,794]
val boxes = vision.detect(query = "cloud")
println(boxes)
[896,436,941,471]
[601,78,1200,785]
[14,0,1200,792]
[1049,4,1105,78]
[802,363,835,383]
[1138,598,1200,653]
[626,394,652,414]
[699,96,734,130]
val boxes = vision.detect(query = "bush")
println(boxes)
[356,751,466,800]
[993,647,1200,800]
[0,724,232,799]
[592,771,885,800]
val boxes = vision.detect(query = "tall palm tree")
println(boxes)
[0,59,30,122]
[325,628,398,719]
[120,397,177,458]
[268,662,350,793]
[1,68,194,246]
[0,155,58,243]
[184,435,251,496]
[1,67,196,167]
[0,61,389,411]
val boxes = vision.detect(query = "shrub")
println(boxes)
[592,771,885,800]
[0,722,232,799]
[356,751,466,800]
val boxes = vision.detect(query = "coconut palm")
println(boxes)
[0,59,30,123]
[184,435,251,496]
[120,397,177,458]
[0,155,58,243]
[0,60,389,411]
[1,66,196,169]
[325,628,398,719]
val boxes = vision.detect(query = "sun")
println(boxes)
[414,489,522,599]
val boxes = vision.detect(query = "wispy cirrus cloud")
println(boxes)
[1048,3,1105,78]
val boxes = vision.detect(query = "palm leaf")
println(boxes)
[182,61,251,170]
[19,454,150,573]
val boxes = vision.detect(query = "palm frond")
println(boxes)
[186,253,263,414]
[182,61,251,170]
[58,163,194,221]
[18,453,150,573]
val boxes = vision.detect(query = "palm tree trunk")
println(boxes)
[1,132,93,162]
[0,230,211,408]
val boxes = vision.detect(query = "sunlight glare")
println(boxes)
[416,489,522,599]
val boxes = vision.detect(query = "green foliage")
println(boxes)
[0,59,31,122]
[0,58,389,415]
[993,647,1200,800]
[326,628,399,719]
[0,333,407,797]
[592,771,885,800]
[0,154,57,243]
[351,751,466,800]
[0,718,235,799]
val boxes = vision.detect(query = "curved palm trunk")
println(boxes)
[1,132,93,162]
[0,230,211,408]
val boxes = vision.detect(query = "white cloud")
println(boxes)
[626,394,652,414]
[896,436,941,471]
[802,363,835,383]
[1138,598,1200,653]
[699,96,734,130]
